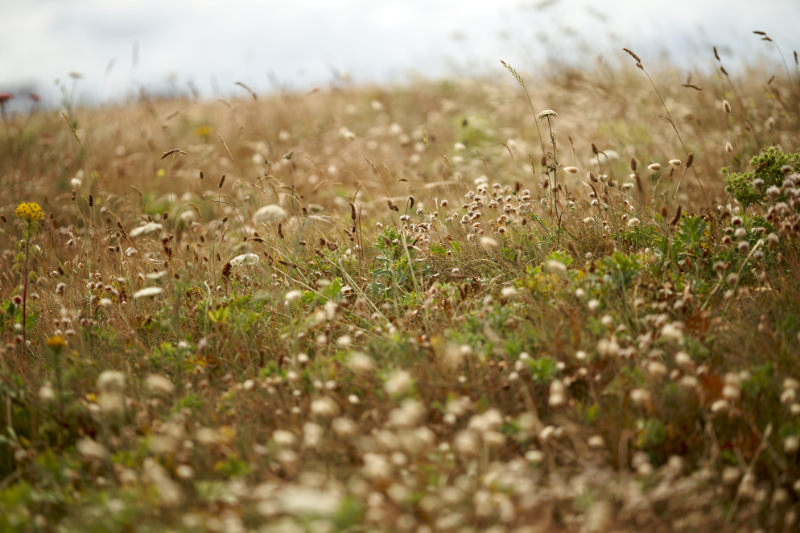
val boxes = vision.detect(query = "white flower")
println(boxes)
[39,382,55,402]
[272,430,297,447]
[501,286,519,298]
[537,109,557,119]
[630,388,651,407]
[253,204,288,223]
[479,236,499,250]
[347,352,375,376]
[310,396,340,418]
[277,486,342,516]
[660,322,684,343]
[129,222,163,237]
[385,369,413,396]
[133,287,164,299]
[284,290,302,303]
[563,166,578,174]
[544,259,566,273]
[146,374,175,396]
[97,370,125,393]
[230,253,259,267]
[77,438,108,461]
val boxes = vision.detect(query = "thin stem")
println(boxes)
[21,235,30,351]
[500,60,546,159]
[544,116,562,245]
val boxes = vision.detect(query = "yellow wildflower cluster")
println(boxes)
[15,202,44,222]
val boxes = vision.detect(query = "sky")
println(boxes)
[1,0,798,108]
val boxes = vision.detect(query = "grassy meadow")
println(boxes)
[1,41,800,531]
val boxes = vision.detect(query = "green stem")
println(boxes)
[21,235,30,351]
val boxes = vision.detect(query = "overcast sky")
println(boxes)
[1,0,798,106]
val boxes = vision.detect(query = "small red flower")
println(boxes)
[0,92,13,103]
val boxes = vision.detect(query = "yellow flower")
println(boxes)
[15,202,44,222]
[46,335,66,349]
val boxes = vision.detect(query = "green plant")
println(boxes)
[724,146,800,207]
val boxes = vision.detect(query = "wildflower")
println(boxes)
[669,159,681,167]
[597,337,620,357]
[303,422,323,448]
[336,334,352,347]
[501,286,519,298]
[384,369,414,396]
[588,435,605,449]
[0,92,13,104]
[537,109,557,119]
[388,399,425,428]
[229,253,259,267]
[46,335,66,350]
[146,374,175,396]
[277,485,342,516]
[630,388,651,407]
[346,352,375,377]
[133,287,164,299]
[16,202,44,222]
[544,259,566,273]
[454,430,480,456]
[660,322,684,343]
[548,379,566,407]
[39,382,55,402]
[254,204,288,223]
[176,465,194,480]
[479,236,499,250]
[272,430,297,447]
[284,290,302,304]
[765,185,781,199]
[76,437,108,461]
[97,370,126,393]
[563,166,578,174]
[144,458,183,506]
[627,217,640,227]
[310,396,340,417]
[647,163,661,172]
[332,417,357,437]
[129,221,163,237]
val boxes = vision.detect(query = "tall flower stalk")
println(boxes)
[15,202,44,349]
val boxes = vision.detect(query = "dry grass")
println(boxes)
[1,45,799,532]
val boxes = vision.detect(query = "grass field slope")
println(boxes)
[1,40,800,531]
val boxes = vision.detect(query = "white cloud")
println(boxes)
[1,0,797,104]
